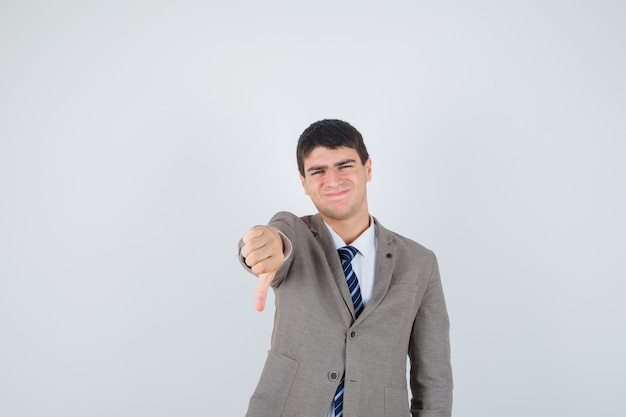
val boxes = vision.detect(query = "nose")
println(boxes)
[325,168,342,186]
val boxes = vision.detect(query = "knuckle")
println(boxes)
[252,264,266,275]
[245,252,258,266]
[244,227,263,241]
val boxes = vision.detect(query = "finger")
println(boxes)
[249,245,277,270]
[254,271,275,312]
[242,227,265,244]
[242,228,281,263]
[241,228,269,259]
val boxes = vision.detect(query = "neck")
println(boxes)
[322,212,371,245]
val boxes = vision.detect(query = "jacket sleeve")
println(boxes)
[265,211,298,288]
[408,254,453,417]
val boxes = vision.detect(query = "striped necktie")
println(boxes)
[333,246,363,417]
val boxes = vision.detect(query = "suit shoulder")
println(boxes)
[376,220,436,260]
[378,225,440,282]
[393,231,433,252]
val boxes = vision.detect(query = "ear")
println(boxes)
[365,158,372,182]
[300,174,309,195]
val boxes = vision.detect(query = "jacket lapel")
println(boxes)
[355,217,395,323]
[309,214,359,320]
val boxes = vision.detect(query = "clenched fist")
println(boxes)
[240,226,284,311]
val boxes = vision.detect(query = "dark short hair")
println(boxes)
[296,119,370,176]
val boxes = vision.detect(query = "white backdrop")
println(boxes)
[1,1,625,416]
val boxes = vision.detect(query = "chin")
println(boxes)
[321,208,354,221]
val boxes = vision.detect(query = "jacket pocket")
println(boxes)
[247,351,299,417]
[384,387,410,417]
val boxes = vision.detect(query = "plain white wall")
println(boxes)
[1,1,624,416]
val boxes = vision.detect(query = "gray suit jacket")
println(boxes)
[242,211,452,417]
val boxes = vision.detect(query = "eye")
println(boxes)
[311,169,323,176]
[339,163,353,169]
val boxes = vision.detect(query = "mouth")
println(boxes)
[324,189,349,200]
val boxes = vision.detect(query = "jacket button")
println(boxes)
[328,371,339,381]
[349,330,358,339]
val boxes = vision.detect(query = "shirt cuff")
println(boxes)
[277,230,293,261]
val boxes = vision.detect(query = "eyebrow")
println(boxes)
[306,159,357,173]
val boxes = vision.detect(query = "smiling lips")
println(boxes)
[323,189,350,199]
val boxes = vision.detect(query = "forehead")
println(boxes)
[303,146,360,167]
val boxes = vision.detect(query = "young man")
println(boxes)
[239,119,452,417]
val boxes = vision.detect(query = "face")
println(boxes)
[300,146,372,223]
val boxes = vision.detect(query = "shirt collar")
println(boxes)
[323,217,377,258]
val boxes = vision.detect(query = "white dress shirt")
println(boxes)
[323,219,377,306]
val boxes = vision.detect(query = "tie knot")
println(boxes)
[338,245,358,262]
